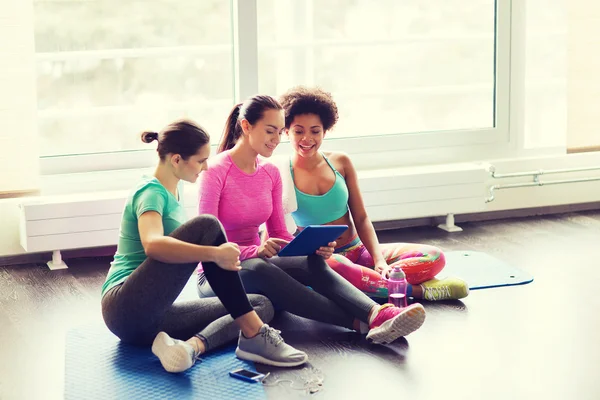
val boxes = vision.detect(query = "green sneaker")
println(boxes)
[421,277,469,301]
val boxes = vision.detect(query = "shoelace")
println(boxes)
[263,327,284,347]
[425,286,451,300]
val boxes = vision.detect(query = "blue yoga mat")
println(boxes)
[65,325,266,400]
[438,251,533,290]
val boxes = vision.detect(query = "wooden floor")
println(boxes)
[1,211,600,399]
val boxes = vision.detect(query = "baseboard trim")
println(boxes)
[0,246,116,267]
[567,146,600,154]
[373,202,600,230]
[0,189,40,199]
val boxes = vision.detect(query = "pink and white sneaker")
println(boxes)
[365,303,426,344]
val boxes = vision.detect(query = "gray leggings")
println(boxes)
[198,255,377,329]
[101,215,274,350]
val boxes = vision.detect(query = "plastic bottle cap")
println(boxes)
[389,266,405,279]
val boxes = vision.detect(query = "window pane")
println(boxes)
[34,0,234,157]
[257,0,496,137]
[524,0,567,150]
[38,100,231,155]
[34,0,231,51]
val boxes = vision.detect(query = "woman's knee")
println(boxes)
[423,245,445,263]
[242,258,280,277]
[306,254,331,272]
[175,214,226,245]
[190,214,224,234]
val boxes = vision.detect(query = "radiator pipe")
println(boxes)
[486,176,600,203]
[488,164,600,179]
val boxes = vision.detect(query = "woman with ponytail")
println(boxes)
[196,96,427,346]
[101,119,308,374]
[217,103,243,153]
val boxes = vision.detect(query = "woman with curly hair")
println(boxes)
[196,94,427,346]
[277,86,469,301]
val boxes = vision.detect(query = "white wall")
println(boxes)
[0,199,24,256]
[567,1,600,150]
[0,1,39,195]
[523,0,567,150]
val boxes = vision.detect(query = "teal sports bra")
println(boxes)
[290,154,349,227]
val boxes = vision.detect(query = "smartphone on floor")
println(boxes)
[229,368,265,383]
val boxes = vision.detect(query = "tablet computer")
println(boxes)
[278,225,348,257]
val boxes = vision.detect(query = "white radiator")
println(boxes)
[18,162,488,267]
[20,190,127,254]
[19,191,198,249]
[359,162,488,222]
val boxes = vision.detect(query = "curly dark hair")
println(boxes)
[279,86,339,131]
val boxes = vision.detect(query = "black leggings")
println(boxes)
[198,255,378,329]
[101,215,271,348]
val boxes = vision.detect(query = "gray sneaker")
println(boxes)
[235,324,308,367]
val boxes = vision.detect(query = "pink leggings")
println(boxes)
[326,237,446,297]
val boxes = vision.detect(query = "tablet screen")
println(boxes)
[278,225,348,257]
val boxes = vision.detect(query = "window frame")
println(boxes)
[40,0,525,176]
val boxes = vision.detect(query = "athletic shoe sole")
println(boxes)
[366,303,426,344]
[151,331,193,373]
[235,348,308,368]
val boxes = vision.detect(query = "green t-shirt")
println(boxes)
[101,176,187,297]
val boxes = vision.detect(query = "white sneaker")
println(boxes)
[151,331,201,373]
[235,324,308,368]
